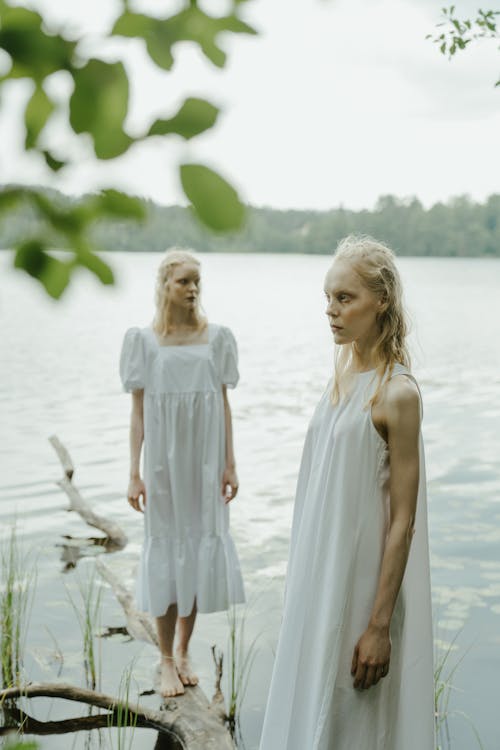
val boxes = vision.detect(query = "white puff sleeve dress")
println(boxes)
[120,323,245,618]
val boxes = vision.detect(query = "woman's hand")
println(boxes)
[221,465,239,504]
[351,624,391,690]
[127,477,146,513]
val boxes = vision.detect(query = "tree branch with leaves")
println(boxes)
[0,0,257,297]
[427,5,499,87]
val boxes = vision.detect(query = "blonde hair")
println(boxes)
[330,235,410,407]
[153,248,205,336]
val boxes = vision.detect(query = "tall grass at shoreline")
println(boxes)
[65,565,103,692]
[0,526,36,690]
[225,600,262,745]
[107,662,139,750]
[434,632,484,750]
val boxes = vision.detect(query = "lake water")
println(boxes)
[1,252,500,750]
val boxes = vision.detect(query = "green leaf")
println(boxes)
[24,83,54,149]
[0,187,24,214]
[144,29,175,70]
[112,10,154,39]
[112,11,174,69]
[42,150,66,171]
[173,8,226,68]
[92,189,145,220]
[148,97,219,139]
[13,238,46,275]
[69,59,132,159]
[180,163,245,232]
[76,248,114,284]
[218,15,257,36]
[14,240,72,298]
[112,6,257,71]
[0,6,75,82]
[31,192,85,236]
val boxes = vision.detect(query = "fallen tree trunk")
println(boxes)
[49,435,127,548]
[1,682,233,749]
[96,558,229,729]
[96,558,159,647]
[0,683,181,748]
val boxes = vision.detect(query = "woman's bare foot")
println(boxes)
[160,655,185,697]
[175,647,199,686]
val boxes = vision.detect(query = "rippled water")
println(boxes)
[1,252,500,750]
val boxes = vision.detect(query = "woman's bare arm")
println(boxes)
[127,389,146,512]
[351,376,421,690]
[221,385,238,503]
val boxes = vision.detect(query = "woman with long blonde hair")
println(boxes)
[259,236,434,749]
[120,248,245,697]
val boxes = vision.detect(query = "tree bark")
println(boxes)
[0,683,234,748]
[96,558,159,647]
[49,435,127,548]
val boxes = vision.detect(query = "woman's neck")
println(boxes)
[352,343,377,373]
[165,306,200,332]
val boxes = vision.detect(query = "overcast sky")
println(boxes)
[0,0,498,210]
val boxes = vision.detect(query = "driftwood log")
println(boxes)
[0,683,230,749]
[1,641,233,749]
[96,557,159,647]
[34,436,235,749]
[0,683,179,736]
[49,435,127,549]
[96,557,231,742]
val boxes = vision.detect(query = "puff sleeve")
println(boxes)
[119,327,145,392]
[220,326,239,389]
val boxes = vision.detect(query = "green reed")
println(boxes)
[0,526,36,690]
[107,661,139,750]
[225,600,261,743]
[434,631,484,750]
[65,565,103,692]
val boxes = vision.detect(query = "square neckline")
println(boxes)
[147,322,214,349]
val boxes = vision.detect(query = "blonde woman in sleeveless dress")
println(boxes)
[120,249,245,698]
[259,236,434,750]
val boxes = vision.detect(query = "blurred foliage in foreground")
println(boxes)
[0,0,256,297]
[1,187,499,270]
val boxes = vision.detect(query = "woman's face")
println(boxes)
[167,262,201,310]
[324,260,383,348]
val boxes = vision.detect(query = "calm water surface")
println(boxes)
[1,252,499,750]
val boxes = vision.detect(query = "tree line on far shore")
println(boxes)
[1,186,499,257]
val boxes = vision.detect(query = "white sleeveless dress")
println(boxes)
[119,323,245,618]
[259,365,434,750]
